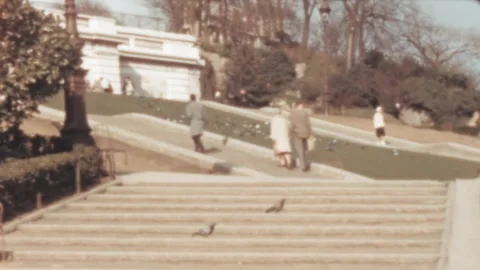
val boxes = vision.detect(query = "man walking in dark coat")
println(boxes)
[289,101,313,172]
[186,94,206,153]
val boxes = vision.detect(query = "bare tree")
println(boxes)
[53,0,113,17]
[301,0,318,50]
[338,0,419,67]
[361,0,417,56]
[342,0,361,70]
[309,11,346,56]
[400,13,480,70]
[144,0,299,47]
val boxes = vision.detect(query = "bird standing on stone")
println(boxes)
[192,223,216,237]
[265,199,286,213]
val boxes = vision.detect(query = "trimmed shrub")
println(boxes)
[0,130,73,163]
[0,146,105,221]
[225,46,295,107]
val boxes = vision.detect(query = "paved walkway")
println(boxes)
[89,115,326,178]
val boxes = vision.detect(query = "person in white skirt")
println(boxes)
[269,106,292,168]
[373,106,387,145]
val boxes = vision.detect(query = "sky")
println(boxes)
[31,0,480,30]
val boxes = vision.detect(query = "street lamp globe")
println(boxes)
[319,0,331,22]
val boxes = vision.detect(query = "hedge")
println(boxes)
[0,146,105,222]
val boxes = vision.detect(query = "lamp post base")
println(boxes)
[61,68,95,147]
[61,127,95,147]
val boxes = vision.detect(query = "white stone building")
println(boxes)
[37,7,205,102]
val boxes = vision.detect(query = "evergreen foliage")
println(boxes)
[303,49,480,128]
[0,0,82,134]
[224,46,295,107]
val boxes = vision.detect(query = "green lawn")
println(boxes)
[45,92,480,180]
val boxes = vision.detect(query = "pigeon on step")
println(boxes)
[192,223,216,237]
[265,199,286,213]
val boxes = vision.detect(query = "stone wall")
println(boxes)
[120,59,201,100]
[37,6,204,102]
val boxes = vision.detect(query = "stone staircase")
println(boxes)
[3,173,450,270]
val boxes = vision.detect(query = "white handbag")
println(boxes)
[307,136,316,151]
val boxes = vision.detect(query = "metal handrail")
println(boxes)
[92,123,128,179]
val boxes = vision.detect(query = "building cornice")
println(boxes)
[119,47,205,67]
[79,31,127,44]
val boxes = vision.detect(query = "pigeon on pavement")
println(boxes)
[265,199,286,213]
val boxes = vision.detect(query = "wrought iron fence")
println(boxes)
[32,1,166,31]
[115,12,166,31]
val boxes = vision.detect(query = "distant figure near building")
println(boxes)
[270,106,292,169]
[373,106,387,145]
[100,77,112,94]
[290,101,313,172]
[186,94,206,153]
[122,76,135,96]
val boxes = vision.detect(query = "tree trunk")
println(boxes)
[301,0,311,50]
[346,25,355,71]
[276,0,284,31]
[357,0,366,62]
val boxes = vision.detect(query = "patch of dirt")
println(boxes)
[314,114,480,148]
[20,118,210,174]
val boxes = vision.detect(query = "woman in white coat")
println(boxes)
[270,106,292,168]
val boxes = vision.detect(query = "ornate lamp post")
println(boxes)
[61,0,94,145]
[319,0,331,116]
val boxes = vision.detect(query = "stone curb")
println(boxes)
[257,106,421,147]
[203,101,480,162]
[203,101,417,147]
[36,106,271,178]
[447,178,480,270]
[118,172,443,185]
[123,113,374,182]
[203,101,388,148]
[436,181,455,270]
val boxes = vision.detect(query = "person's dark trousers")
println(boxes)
[192,134,205,153]
[292,137,310,171]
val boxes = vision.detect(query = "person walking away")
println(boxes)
[269,106,292,168]
[186,94,206,153]
[373,106,387,145]
[290,102,313,172]
[124,76,135,96]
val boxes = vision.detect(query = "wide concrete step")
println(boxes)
[86,193,447,205]
[5,236,441,253]
[16,223,443,238]
[63,202,446,214]
[105,186,447,196]
[7,243,439,254]
[12,250,439,265]
[0,263,438,270]
[120,179,446,188]
[42,211,445,225]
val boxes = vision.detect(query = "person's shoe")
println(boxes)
[302,164,311,172]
